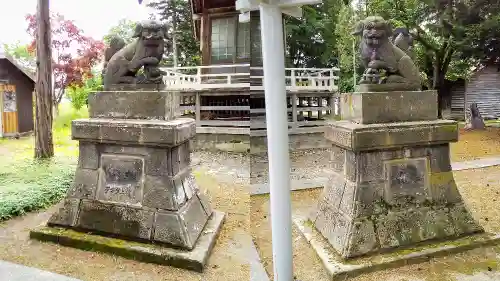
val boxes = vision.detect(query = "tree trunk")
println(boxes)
[34,0,54,158]
[172,12,178,67]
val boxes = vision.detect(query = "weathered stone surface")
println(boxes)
[67,168,99,199]
[340,91,438,124]
[99,145,170,177]
[78,142,99,169]
[72,118,195,146]
[429,172,463,204]
[376,209,424,248]
[353,16,421,89]
[354,182,384,217]
[170,141,191,176]
[383,157,430,204]
[143,175,186,210]
[76,200,154,240]
[196,191,213,217]
[313,204,339,247]
[449,204,484,235]
[329,212,352,253]
[47,199,81,227]
[344,151,357,182]
[88,91,179,121]
[179,196,210,249]
[422,209,456,240]
[96,155,144,205]
[345,218,378,257]
[329,146,345,173]
[153,211,189,247]
[31,211,226,273]
[324,119,458,151]
[38,88,222,273]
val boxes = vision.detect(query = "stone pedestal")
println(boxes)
[35,89,224,270]
[310,90,483,259]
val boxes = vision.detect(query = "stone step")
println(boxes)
[0,260,81,281]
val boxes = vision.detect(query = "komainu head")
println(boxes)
[352,16,393,47]
[133,20,168,46]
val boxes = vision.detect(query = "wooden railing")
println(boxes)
[250,67,339,92]
[162,64,249,90]
[177,91,342,134]
[161,64,340,92]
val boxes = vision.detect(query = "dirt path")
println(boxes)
[0,168,250,281]
[251,166,500,281]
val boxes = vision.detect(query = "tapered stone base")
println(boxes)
[31,211,226,272]
[33,91,223,271]
[310,113,483,259]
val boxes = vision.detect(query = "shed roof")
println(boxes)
[0,52,35,83]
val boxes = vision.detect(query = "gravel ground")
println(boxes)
[192,151,250,186]
[251,166,500,281]
[250,149,332,184]
[0,170,250,281]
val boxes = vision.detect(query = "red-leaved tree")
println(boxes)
[26,13,105,114]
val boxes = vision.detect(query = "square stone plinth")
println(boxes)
[31,211,225,273]
[294,212,500,280]
[88,90,180,120]
[340,91,438,124]
[324,119,458,151]
[311,143,484,258]
[72,118,195,146]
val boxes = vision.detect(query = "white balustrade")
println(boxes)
[160,64,340,92]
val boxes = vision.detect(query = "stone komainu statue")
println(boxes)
[102,20,168,90]
[352,16,421,90]
[392,27,416,61]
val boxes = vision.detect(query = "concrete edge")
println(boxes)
[0,260,82,281]
[293,212,500,280]
[249,238,270,281]
[249,178,328,195]
[29,210,226,273]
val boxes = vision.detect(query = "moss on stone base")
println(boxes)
[30,210,226,273]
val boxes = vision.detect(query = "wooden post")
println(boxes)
[291,93,297,129]
[317,97,323,120]
[195,92,201,125]
[307,97,312,119]
[34,0,54,158]
[329,94,335,118]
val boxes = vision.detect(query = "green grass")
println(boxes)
[0,103,87,221]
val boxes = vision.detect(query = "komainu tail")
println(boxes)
[102,36,127,78]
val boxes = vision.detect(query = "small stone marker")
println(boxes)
[465,103,485,130]
[31,86,225,271]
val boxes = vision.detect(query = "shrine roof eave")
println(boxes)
[190,0,237,40]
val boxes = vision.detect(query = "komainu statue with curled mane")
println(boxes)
[353,16,421,91]
[103,20,168,90]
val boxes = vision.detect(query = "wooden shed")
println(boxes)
[447,65,500,120]
[0,52,35,137]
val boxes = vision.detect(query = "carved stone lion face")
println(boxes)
[133,20,168,46]
[353,16,393,48]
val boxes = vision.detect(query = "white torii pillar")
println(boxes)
[236,1,321,280]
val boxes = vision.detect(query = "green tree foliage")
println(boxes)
[66,70,103,110]
[3,42,36,72]
[285,0,346,68]
[147,0,201,67]
[103,19,137,45]
[361,0,500,115]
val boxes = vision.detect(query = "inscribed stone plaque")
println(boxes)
[97,154,144,205]
[384,157,429,203]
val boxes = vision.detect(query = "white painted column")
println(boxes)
[259,3,293,281]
